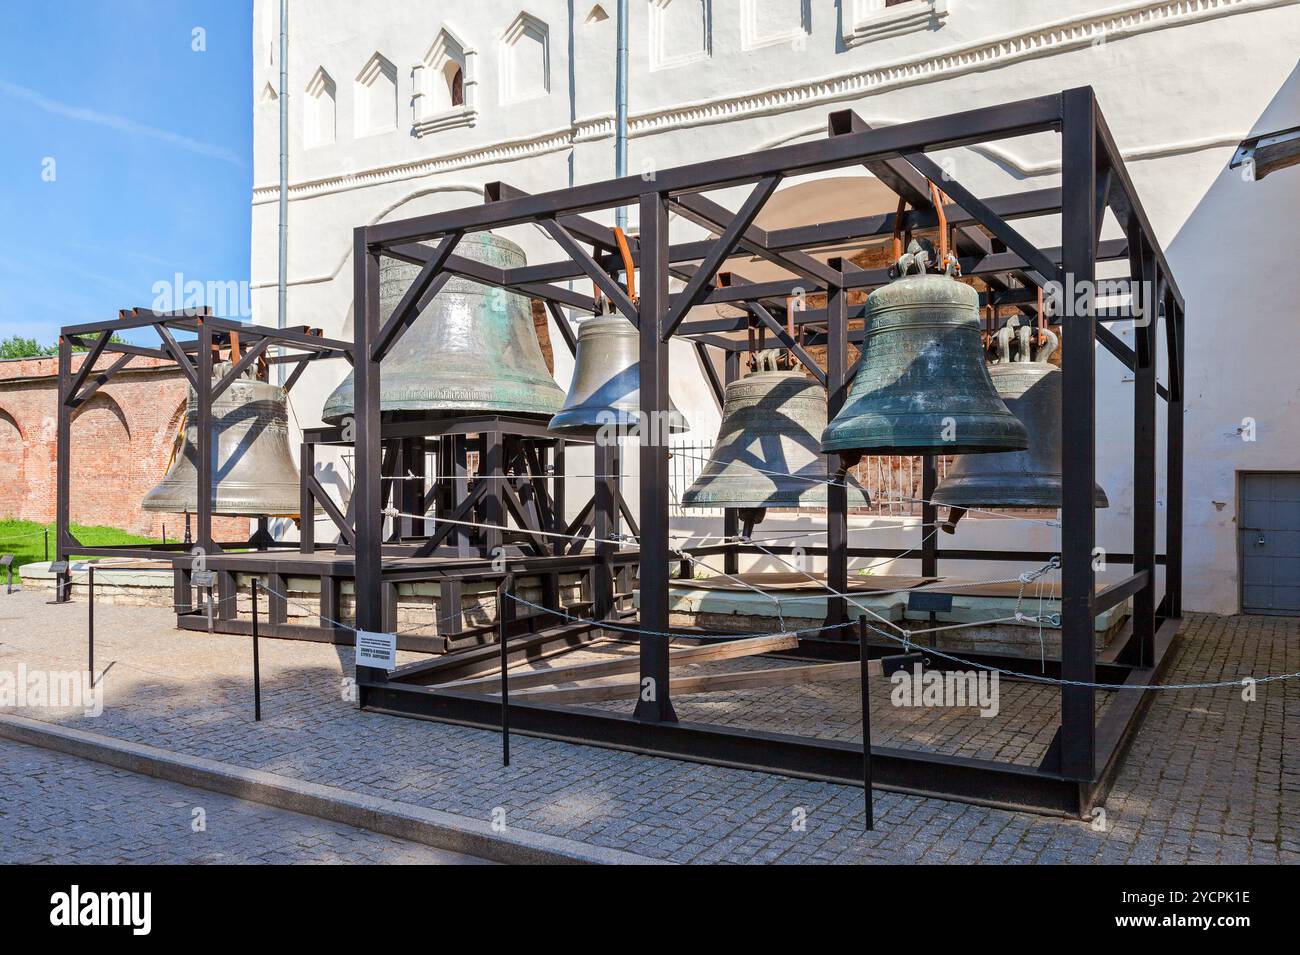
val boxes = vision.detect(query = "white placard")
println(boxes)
[355,630,398,670]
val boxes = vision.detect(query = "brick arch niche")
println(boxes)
[0,409,23,515]
[69,393,139,532]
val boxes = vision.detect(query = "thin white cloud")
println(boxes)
[0,77,246,167]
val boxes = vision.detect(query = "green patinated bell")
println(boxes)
[821,254,1029,457]
[933,323,1108,511]
[683,351,870,524]
[322,231,564,424]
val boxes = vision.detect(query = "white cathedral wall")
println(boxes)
[250,0,1300,614]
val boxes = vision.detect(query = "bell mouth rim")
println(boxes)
[547,410,690,435]
[320,404,563,426]
[822,440,1029,456]
[933,485,1110,509]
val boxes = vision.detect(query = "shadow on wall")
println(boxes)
[1164,60,1300,614]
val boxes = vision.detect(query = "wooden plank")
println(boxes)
[440,632,799,692]
[487,658,879,706]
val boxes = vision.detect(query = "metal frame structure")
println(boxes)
[352,86,1185,815]
[55,86,1186,815]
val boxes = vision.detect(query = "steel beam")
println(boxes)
[1057,87,1099,781]
[635,190,676,722]
[366,93,1063,243]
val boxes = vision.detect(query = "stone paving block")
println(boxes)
[1,592,1296,863]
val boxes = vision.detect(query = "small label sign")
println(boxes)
[355,630,397,670]
[907,591,954,613]
[0,555,13,567]
[48,561,69,575]
[192,570,217,588]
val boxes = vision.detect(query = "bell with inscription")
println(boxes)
[321,231,564,423]
[821,248,1028,458]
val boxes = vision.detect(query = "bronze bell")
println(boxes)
[822,248,1028,457]
[934,320,1108,528]
[682,351,869,527]
[143,361,303,517]
[549,314,687,434]
[322,231,565,423]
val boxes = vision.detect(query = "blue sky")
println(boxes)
[0,1,252,347]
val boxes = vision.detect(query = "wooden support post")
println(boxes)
[268,572,288,626]
[299,441,316,554]
[55,337,73,603]
[196,318,215,556]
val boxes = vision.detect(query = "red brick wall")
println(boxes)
[0,354,245,539]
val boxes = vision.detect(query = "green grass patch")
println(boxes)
[0,519,177,571]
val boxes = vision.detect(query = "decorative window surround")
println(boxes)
[356,52,399,137]
[253,0,1296,204]
[413,28,478,137]
[843,0,948,47]
[650,0,713,71]
[304,67,336,148]
[741,0,811,51]
[500,12,551,104]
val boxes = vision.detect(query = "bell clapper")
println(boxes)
[941,507,968,535]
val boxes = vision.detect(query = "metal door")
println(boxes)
[1239,472,1300,615]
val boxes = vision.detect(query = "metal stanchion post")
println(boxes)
[88,565,95,681]
[252,579,262,722]
[44,528,49,563]
[497,574,514,767]
[858,615,874,832]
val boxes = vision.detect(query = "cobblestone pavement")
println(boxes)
[524,639,1107,765]
[0,590,1296,864]
[0,738,487,864]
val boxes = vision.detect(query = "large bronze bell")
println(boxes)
[548,314,687,434]
[934,321,1108,523]
[142,362,303,516]
[682,351,869,526]
[322,231,564,423]
[822,249,1028,457]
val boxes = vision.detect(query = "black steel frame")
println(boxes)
[348,86,1186,815]
[52,307,350,591]
[54,87,1186,815]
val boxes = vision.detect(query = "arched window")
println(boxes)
[449,64,464,107]
[414,28,477,135]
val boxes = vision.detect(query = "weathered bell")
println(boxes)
[142,362,303,516]
[548,314,688,434]
[934,323,1108,519]
[682,351,869,524]
[821,250,1029,457]
[322,231,564,423]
